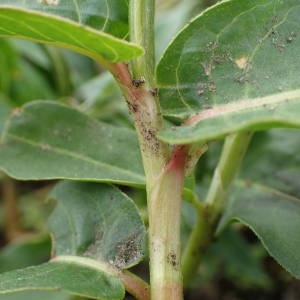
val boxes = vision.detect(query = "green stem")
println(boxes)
[2,175,21,241]
[110,62,185,298]
[205,132,253,222]
[181,205,212,286]
[129,0,155,87]
[147,146,187,300]
[182,132,253,286]
[108,2,186,298]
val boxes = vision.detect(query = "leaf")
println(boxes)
[156,0,300,143]
[0,234,51,273]
[0,101,145,186]
[208,228,270,288]
[10,59,56,105]
[0,0,129,38]
[0,6,143,63]
[0,98,11,134]
[0,290,72,300]
[218,180,300,279]
[48,181,146,269]
[241,128,300,197]
[0,38,17,93]
[0,257,125,300]
[0,182,145,299]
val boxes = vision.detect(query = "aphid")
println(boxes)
[132,76,145,88]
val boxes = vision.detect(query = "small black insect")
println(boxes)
[132,76,145,88]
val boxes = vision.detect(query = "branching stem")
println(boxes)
[182,132,253,286]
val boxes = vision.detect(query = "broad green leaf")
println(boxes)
[0,290,73,300]
[208,229,270,288]
[49,181,146,269]
[0,38,17,93]
[0,257,125,300]
[0,235,51,273]
[241,128,300,197]
[0,101,145,186]
[157,0,300,143]
[0,7,143,63]
[0,182,146,299]
[218,180,300,279]
[0,0,129,38]
[0,98,11,134]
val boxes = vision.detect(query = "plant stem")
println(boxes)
[129,1,185,296]
[181,132,253,286]
[2,176,21,241]
[205,132,253,222]
[108,2,188,298]
[129,0,155,87]
[181,205,212,286]
[147,146,187,300]
[109,62,184,299]
[119,270,150,300]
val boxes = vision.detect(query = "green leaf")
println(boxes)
[10,59,56,105]
[218,129,300,279]
[0,182,146,299]
[0,257,125,300]
[0,38,17,93]
[0,235,51,273]
[208,228,270,288]
[0,0,129,38]
[0,290,73,300]
[157,0,300,143]
[49,181,146,269]
[0,98,11,134]
[0,101,145,186]
[241,128,300,197]
[0,6,143,63]
[218,180,300,279]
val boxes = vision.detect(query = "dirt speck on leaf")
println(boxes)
[235,56,249,69]
[38,0,59,5]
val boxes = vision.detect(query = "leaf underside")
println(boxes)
[0,101,145,186]
[0,6,143,62]
[0,0,129,38]
[157,0,300,143]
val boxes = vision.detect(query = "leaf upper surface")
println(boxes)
[0,257,124,300]
[157,0,300,143]
[48,181,146,269]
[218,181,300,279]
[218,129,300,278]
[0,101,145,186]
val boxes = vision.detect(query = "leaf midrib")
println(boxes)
[187,89,300,125]
[5,134,145,183]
